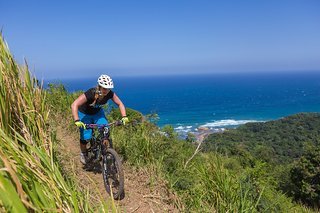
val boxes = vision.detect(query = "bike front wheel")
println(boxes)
[102,148,124,200]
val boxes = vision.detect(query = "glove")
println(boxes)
[121,116,129,125]
[75,120,86,129]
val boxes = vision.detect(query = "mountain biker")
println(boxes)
[71,74,129,165]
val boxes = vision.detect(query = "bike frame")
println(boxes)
[84,120,125,199]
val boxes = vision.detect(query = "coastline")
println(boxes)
[192,126,225,143]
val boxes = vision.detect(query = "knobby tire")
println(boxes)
[102,148,124,200]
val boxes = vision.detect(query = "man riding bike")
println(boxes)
[71,74,129,165]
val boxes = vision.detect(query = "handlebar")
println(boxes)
[85,120,123,129]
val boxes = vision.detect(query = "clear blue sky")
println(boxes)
[1,0,320,79]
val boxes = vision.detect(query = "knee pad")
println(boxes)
[80,139,90,145]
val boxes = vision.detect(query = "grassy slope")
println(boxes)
[0,35,114,212]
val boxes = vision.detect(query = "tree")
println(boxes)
[186,132,196,143]
[161,125,177,139]
[289,146,320,207]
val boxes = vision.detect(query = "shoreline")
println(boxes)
[192,126,225,143]
[172,119,264,142]
[173,119,267,143]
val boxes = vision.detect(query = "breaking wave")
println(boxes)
[199,119,260,128]
[173,119,263,138]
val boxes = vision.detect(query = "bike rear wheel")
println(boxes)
[102,148,124,199]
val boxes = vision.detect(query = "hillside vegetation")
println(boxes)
[204,113,320,208]
[1,33,317,212]
[204,113,320,164]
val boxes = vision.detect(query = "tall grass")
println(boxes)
[0,34,111,212]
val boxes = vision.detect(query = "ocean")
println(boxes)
[48,72,320,136]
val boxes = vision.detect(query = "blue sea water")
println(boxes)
[47,72,320,135]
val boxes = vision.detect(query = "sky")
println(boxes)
[1,0,320,79]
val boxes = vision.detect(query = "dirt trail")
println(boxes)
[56,126,180,212]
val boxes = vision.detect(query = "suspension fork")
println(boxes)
[102,129,113,149]
[101,137,112,155]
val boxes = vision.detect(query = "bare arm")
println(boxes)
[71,94,87,121]
[112,93,127,117]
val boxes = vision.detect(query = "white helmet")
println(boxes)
[97,74,114,88]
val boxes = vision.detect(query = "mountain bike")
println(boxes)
[85,121,124,200]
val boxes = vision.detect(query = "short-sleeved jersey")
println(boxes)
[78,88,114,115]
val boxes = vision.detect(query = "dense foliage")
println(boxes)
[203,113,320,208]
[290,147,320,207]
[109,115,314,212]
[204,113,320,164]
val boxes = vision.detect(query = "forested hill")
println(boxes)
[203,113,320,164]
